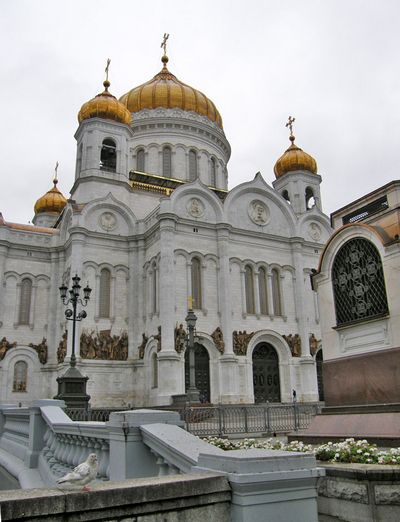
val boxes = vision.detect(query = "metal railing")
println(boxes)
[66,402,322,437]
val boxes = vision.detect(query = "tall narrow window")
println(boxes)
[19,278,32,325]
[332,238,388,326]
[163,146,172,177]
[99,268,111,318]
[258,267,268,315]
[100,138,116,171]
[191,257,202,309]
[137,148,145,171]
[210,157,216,187]
[13,361,27,392]
[271,269,282,316]
[152,353,158,388]
[245,265,255,314]
[151,267,157,313]
[189,150,197,181]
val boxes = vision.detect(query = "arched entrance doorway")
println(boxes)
[252,343,281,403]
[185,343,210,403]
[316,349,324,401]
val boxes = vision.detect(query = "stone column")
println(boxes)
[217,227,239,403]
[157,218,181,403]
[0,245,8,327]
[292,242,309,356]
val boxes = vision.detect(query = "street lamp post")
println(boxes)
[54,274,92,409]
[185,304,200,404]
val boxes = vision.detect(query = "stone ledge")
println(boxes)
[0,472,231,521]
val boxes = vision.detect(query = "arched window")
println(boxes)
[189,150,197,181]
[191,257,202,309]
[271,269,282,316]
[137,148,145,172]
[100,138,116,172]
[163,146,172,177]
[245,265,255,314]
[306,187,315,209]
[258,267,268,315]
[282,190,290,204]
[210,157,216,187]
[13,361,27,392]
[152,353,158,388]
[99,268,111,318]
[18,278,32,325]
[332,238,389,326]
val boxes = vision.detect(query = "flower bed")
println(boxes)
[204,436,400,465]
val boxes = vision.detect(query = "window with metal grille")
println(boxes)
[191,257,202,309]
[99,268,111,318]
[163,146,172,177]
[189,150,197,180]
[332,238,389,326]
[137,149,145,172]
[13,361,27,392]
[245,265,255,314]
[18,278,32,325]
[258,267,268,315]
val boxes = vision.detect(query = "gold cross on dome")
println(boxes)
[161,33,169,55]
[286,116,295,137]
[105,58,111,82]
[54,161,59,181]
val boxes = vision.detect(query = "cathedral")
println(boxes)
[0,44,332,407]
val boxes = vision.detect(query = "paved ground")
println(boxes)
[319,515,344,521]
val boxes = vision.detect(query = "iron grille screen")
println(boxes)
[332,238,388,326]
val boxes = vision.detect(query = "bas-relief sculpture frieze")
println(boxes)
[28,337,48,364]
[0,336,47,364]
[57,331,67,363]
[187,198,205,218]
[309,333,320,356]
[211,327,225,354]
[283,333,302,357]
[174,324,186,353]
[248,200,269,226]
[233,330,255,356]
[99,211,117,232]
[80,330,128,360]
[0,337,17,360]
[138,326,161,359]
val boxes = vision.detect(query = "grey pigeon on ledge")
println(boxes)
[57,453,98,491]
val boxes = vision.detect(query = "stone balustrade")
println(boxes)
[0,401,324,521]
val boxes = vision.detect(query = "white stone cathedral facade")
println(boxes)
[0,51,331,407]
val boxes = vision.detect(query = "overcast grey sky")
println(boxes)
[1,0,399,224]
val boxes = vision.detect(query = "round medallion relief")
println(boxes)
[99,211,117,231]
[248,200,269,225]
[187,198,205,218]
[308,222,322,241]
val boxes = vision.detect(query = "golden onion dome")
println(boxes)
[274,134,318,178]
[119,55,223,128]
[34,178,67,215]
[78,80,131,125]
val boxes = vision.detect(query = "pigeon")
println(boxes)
[57,453,98,491]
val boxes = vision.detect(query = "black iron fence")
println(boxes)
[66,402,322,437]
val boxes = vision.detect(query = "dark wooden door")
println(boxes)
[185,343,210,403]
[252,343,280,403]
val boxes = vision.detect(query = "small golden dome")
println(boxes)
[119,55,223,128]
[274,135,318,178]
[34,178,67,214]
[78,80,131,125]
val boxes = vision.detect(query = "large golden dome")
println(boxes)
[34,178,67,215]
[119,55,223,128]
[274,135,317,178]
[78,80,131,126]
